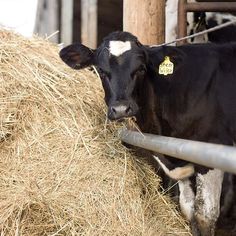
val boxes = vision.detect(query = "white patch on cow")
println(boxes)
[195,169,224,226]
[206,12,236,25]
[178,179,195,221]
[109,41,131,57]
[153,155,194,180]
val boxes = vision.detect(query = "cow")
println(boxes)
[203,12,236,43]
[59,31,236,236]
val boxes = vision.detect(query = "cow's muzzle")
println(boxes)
[108,102,138,121]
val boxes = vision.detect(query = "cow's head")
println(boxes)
[60,31,149,121]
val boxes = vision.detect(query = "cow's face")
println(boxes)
[60,32,148,120]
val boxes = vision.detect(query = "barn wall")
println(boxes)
[97,0,123,45]
[72,0,81,42]
[64,0,123,46]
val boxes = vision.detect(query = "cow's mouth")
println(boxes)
[108,115,137,128]
[114,117,125,122]
[108,111,137,122]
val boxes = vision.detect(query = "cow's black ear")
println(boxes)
[59,43,95,69]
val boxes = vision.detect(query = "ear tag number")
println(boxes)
[158,56,174,76]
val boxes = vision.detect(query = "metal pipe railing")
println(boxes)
[177,0,236,45]
[186,2,236,12]
[120,129,236,174]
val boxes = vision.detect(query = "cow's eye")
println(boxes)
[133,64,146,77]
[138,64,146,73]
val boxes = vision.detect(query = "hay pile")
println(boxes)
[0,30,191,235]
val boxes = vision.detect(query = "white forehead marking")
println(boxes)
[109,41,131,57]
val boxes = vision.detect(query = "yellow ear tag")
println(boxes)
[158,56,174,76]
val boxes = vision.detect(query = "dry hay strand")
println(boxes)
[0,29,191,236]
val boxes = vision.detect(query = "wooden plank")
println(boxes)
[81,0,97,49]
[123,0,165,45]
[61,0,73,45]
[34,0,59,43]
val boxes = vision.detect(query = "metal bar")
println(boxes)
[120,129,236,174]
[177,1,236,45]
[186,2,236,12]
[177,0,187,45]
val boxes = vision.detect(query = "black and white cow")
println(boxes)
[205,12,236,43]
[59,31,236,236]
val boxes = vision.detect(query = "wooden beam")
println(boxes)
[81,0,97,49]
[61,0,73,45]
[123,0,165,45]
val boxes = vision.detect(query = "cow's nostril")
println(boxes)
[125,106,132,114]
[111,106,117,114]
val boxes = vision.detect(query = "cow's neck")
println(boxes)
[134,65,173,136]
[134,73,162,134]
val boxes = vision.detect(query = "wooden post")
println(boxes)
[123,0,165,45]
[81,0,97,49]
[61,0,74,45]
